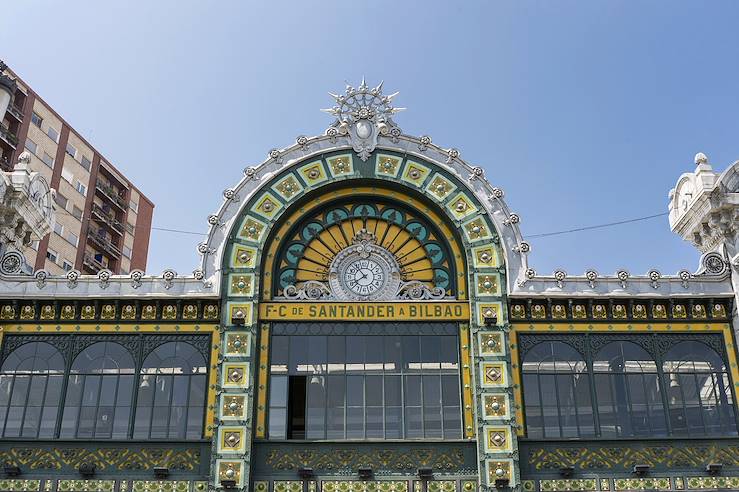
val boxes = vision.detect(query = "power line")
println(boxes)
[55,205,670,239]
[527,212,669,239]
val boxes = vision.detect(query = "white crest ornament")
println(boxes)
[322,79,404,161]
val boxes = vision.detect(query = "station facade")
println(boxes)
[0,81,737,492]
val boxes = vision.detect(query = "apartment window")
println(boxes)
[65,143,77,159]
[46,249,58,263]
[31,112,43,128]
[53,223,64,236]
[67,232,79,247]
[130,201,139,214]
[80,156,91,171]
[54,193,68,210]
[122,245,132,258]
[126,222,135,234]
[71,206,83,220]
[47,126,59,143]
[30,241,39,251]
[61,168,73,183]
[75,181,87,197]
[25,138,37,155]
[62,260,73,272]
[42,152,54,168]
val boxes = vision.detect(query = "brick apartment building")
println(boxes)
[0,62,153,275]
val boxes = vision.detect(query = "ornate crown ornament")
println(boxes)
[322,79,404,161]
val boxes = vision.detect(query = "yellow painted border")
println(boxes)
[255,323,270,438]
[0,323,220,438]
[510,323,737,437]
[259,186,468,301]
[460,323,475,439]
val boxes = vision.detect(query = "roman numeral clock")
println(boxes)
[328,230,402,300]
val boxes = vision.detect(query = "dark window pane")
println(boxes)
[347,376,364,406]
[168,407,186,438]
[443,406,461,439]
[113,407,130,438]
[289,336,308,374]
[133,406,151,438]
[4,407,23,437]
[99,376,117,406]
[154,376,173,406]
[77,406,96,438]
[39,407,58,437]
[171,376,189,406]
[327,336,345,372]
[405,375,421,406]
[402,337,420,372]
[384,376,401,407]
[27,375,46,406]
[186,406,204,439]
[346,407,363,438]
[423,376,441,407]
[384,336,402,374]
[9,376,29,406]
[424,406,442,438]
[441,375,459,406]
[365,337,383,373]
[366,376,382,406]
[21,406,41,437]
[420,337,441,370]
[95,406,114,437]
[405,407,422,438]
[346,336,365,372]
[271,336,289,368]
[366,407,383,438]
[151,407,169,438]
[385,406,402,439]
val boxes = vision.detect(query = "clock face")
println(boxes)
[328,242,401,301]
[343,258,386,296]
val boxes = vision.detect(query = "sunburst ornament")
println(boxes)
[322,79,404,161]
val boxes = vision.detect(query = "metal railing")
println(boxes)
[87,228,121,258]
[95,181,128,210]
[82,254,107,272]
[6,104,23,121]
[0,123,18,147]
[91,203,124,235]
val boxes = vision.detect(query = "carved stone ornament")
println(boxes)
[322,79,405,161]
[0,250,23,275]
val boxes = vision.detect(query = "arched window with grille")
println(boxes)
[133,341,207,439]
[663,341,738,436]
[522,341,594,439]
[60,342,135,438]
[593,341,666,437]
[0,342,65,438]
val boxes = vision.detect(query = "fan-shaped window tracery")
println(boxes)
[272,199,458,300]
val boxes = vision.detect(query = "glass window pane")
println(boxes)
[402,337,420,372]
[347,376,364,406]
[346,407,363,438]
[423,376,441,407]
[385,406,402,439]
[405,375,421,406]
[187,406,204,439]
[366,376,382,406]
[405,407,422,438]
[441,375,459,406]
[420,337,441,370]
[384,336,402,374]
[443,406,461,439]
[171,376,189,406]
[21,406,41,437]
[270,375,288,407]
[365,337,383,373]
[269,408,287,439]
[384,376,401,407]
[366,407,383,438]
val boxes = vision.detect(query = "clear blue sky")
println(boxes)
[2,1,738,277]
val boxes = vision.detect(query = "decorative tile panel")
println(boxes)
[217,426,247,454]
[400,160,431,187]
[251,192,283,220]
[228,274,255,297]
[478,332,505,356]
[216,460,244,488]
[298,160,329,187]
[272,174,304,201]
[471,244,498,268]
[326,154,354,177]
[480,362,507,387]
[224,332,250,356]
[475,273,501,296]
[238,215,268,243]
[220,393,248,420]
[482,393,509,420]
[375,153,402,178]
[483,426,512,453]
[462,216,492,242]
[476,302,504,327]
[446,192,477,220]
[232,245,258,269]
[426,173,457,201]
[221,363,249,389]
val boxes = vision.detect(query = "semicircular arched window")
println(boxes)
[593,341,666,438]
[60,342,135,438]
[522,341,594,439]
[133,341,207,439]
[663,341,738,436]
[0,342,65,438]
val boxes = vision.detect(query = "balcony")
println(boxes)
[82,253,107,272]
[91,203,124,236]
[6,104,23,122]
[87,229,121,258]
[95,181,128,210]
[0,123,18,148]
